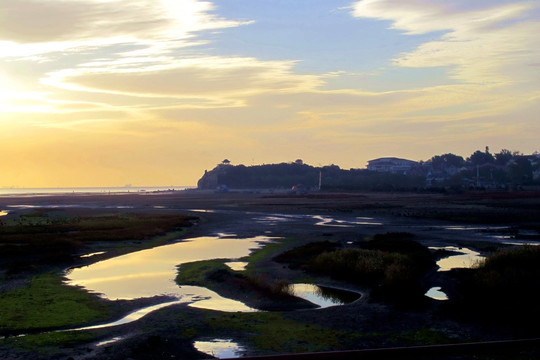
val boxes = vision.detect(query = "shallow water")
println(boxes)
[254,213,383,228]
[225,261,248,271]
[194,339,245,358]
[430,246,484,271]
[289,284,360,308]
[313,215,383,227]
[425,287,448,301]
[66,235,274,310]
[80,251,106,258]
[71,300,185,331]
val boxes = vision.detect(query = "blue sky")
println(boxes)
[0,0,539,186]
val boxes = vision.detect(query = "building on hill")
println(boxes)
[367,157,418,175]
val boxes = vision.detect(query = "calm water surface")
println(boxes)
[289,284,360,308]
[66,235,274,311]
[194,339,245,358]
[430,246,485,271]
[425,287,448,301]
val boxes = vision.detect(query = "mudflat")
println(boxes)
[1,190,539,359]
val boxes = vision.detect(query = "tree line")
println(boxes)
[197,148,539,191]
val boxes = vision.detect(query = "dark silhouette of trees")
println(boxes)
[430,153,465,169]
[198,148,539,191]
[494,149,513,166]
[508,157,533,184]
[467,149,494,166]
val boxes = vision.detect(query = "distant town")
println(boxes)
[198,147,540,192]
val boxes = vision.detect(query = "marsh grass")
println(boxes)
[277,235,434,306]
[203,312,344,353]
[176,260,294,301]
[0,212,196,274]
[3,330,97,354]
[449,245,540,332]
[243,237,291,273]
[0,273,111,334]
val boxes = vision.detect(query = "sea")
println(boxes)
[0,186,195,196]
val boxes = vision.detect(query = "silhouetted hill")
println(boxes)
[198,149,540,191]
[197,162,425,191]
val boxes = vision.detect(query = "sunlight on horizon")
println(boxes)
[1,0,539,187]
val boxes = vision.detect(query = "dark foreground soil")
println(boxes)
[1,190,540,359]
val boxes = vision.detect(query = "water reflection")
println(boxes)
[80,251,106,258]
[66,235,273,310]
[430,246,484,271]
[225,261,248,271]
[96,336,125,347]
[72,300,184,331]
[194,339,245,358]
[313,215,382,227]
[0,210,8,216]
[425,287,448,301]
[254,213,383,228]
[289,284,360,308]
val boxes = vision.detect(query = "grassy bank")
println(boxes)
[0,273,111,334]
[176,259,312,311]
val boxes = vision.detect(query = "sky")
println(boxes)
[1,0,539,187]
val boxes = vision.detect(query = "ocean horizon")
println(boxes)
[0,186,196,196]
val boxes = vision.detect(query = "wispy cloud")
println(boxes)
[0,0,249,48]
[351,0,540,84]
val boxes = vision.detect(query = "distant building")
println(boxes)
[367,157,418,174]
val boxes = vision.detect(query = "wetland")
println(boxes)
[1,190,539,359]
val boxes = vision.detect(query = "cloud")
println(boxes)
[40,56,324,110]
[351,0,540,84]
[0,0,250,58]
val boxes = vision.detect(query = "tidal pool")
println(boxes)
[289,284,361,308]
[66,235,274,311]
[430,246,484,271]
[425,287,448,301]
[194,339,245,358]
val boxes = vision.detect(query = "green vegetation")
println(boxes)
[243,237,292,272]
[0,211,196,274]
[176,259,302,310]
[178,311,459,354]
[203,312,344,353]
[274,241,338,270]
[390,328,455,346]
[3,331,97,354]
[0,273,111,333]
[448,245,540,333]
[176,259,231,285]
[277,234,435,306]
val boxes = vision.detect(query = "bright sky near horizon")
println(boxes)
[1,0,539,187]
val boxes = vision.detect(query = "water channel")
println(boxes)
[65,232,361,334]
[52,210,521,356]
[66,235,273,310]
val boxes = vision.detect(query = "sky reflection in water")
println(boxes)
[430,246,485,272]
[289,284,360,308]
[194,339,245,358]
[66,235,273,311]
